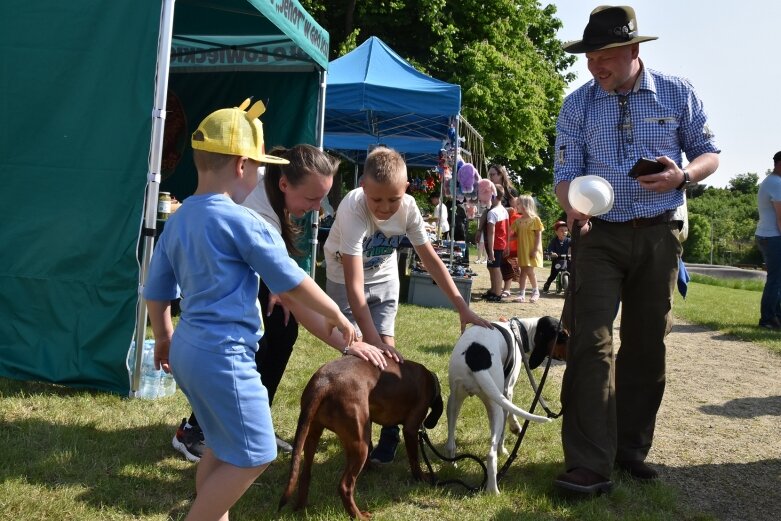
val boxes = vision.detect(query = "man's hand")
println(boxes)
[565,207,592,237]
[636,155,684,193]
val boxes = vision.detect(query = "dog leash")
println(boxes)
[495,336,559,484]
[417,429,488,493]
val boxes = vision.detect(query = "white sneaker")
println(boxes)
[275,434,293,453]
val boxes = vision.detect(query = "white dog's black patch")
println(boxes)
[464,342,492,372]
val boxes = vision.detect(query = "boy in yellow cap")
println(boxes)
[143,99,358,519]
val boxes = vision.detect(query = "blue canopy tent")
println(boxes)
[324,36,461,168]
[323,36,481,265]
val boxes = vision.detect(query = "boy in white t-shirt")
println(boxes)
[323,146,491,463]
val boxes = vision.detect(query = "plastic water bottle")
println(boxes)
[128,339,176,399]
[159,362,177,397]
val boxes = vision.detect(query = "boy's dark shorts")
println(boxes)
[487,249,504,269]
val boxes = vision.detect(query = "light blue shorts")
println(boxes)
[326,277,399,338]
[170,337,276,468]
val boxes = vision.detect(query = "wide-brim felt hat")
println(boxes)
[562,5,657,54]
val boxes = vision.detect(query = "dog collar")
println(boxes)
[518,323,530,355]
[493,322,517,381]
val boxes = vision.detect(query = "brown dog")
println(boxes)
[279,355,442,520]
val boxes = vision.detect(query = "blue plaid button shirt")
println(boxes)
[554,65,720,222]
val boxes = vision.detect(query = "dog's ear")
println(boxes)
[423,372,443,429]
[529,316,560,369]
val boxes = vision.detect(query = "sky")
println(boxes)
[549,1,780,187]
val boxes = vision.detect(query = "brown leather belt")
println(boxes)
[594,210,677,229]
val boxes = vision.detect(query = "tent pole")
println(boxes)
[437,167,444,240]
[131,0,176,398]
[450,116,460,265]
[310,69,328,278]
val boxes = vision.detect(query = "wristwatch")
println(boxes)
[676,169,690,191]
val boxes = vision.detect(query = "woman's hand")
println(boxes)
[330,315,357,348]
[266,293,291,325]
[343,340,392,369]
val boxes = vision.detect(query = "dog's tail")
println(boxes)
[278,376,326,511]
[423,371,443,429]
[472,370,551,423]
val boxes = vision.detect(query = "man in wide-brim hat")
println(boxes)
[551,6,721,496]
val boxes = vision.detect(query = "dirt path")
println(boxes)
[461,261,781,521]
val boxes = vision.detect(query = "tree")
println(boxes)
[300,0,574,188]
[687,184,760,265]
[683,213,712,263]
[728,173,759,195]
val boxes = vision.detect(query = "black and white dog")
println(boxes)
[445,316,568,494]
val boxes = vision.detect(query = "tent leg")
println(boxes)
[450,116,460,264]
[310,70,327,279]
[131,0,176,398]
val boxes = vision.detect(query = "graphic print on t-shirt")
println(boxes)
[362,231,405,271]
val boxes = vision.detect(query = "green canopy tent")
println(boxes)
[0,0,329,396]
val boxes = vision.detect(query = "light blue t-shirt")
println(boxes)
[756,174,781,237]
[143,193,306,352]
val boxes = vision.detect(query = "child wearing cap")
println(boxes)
[323,146,492,463]
[542,221,571,294]
[143,99,359,519]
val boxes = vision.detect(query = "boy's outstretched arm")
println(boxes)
[414,243,493,332]
[341,253,403,362]
[276,290,390,369]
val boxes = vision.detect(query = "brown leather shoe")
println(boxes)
[615,460,658,481]
[554,467,613,494]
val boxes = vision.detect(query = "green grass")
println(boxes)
[675,279,781,356]
[5,273,779,520]
[1,303,698,521]
[688,273,765,292]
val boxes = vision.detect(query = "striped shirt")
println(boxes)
[554,64,720,222]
